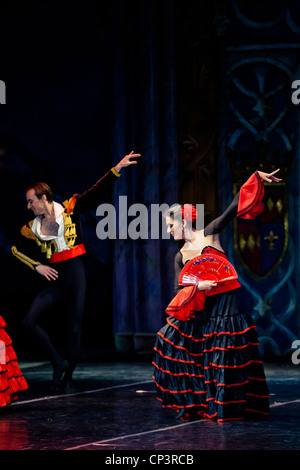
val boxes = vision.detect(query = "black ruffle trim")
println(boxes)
[152,294,269,421]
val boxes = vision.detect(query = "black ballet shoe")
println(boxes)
[176,408,187,420]
[61,362,76,393]
[52,359,69,388]
[176,407,203,422]
[62,380,76,394]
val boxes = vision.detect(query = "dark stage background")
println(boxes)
[0,0,299,360]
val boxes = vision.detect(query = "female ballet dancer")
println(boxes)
[153,169,281,422]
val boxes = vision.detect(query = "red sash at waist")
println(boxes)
[49,244,86,263]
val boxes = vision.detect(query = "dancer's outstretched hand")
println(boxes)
[257,168,282,183]
[114,150,141,173]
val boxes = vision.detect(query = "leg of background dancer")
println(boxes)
[63,263,86,392]
[22,285,69,390]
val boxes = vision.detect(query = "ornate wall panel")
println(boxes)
[220,0,300,355]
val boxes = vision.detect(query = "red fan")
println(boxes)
[178,254,239,295]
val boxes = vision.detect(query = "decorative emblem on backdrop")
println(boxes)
[222,0,298,354]
[233,181,288,280]
[225,55,294,280]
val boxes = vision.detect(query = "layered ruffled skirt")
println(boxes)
[152,292,269,422]
[0,316,28,407]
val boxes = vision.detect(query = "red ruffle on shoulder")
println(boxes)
[0,316,28,407]
[237,171,265,220]
[165,286,205,321]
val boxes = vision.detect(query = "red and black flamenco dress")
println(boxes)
[152,171,270,422]
[0,315,28,407]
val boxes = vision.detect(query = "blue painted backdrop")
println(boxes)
[217,0,300,356]
[0,0,299,357]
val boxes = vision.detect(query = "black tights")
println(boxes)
[23,257,86,380]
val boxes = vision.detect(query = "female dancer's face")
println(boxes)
[166,216,184,241]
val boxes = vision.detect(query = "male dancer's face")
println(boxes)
[26,189,47,217]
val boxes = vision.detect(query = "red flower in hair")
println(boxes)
[181,204,198,222]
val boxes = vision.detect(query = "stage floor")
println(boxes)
[0,358,299,452]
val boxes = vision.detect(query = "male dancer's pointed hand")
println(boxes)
[35,264,59,281]
[114,150,141,173]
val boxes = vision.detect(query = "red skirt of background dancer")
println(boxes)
[0,316,28,407]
